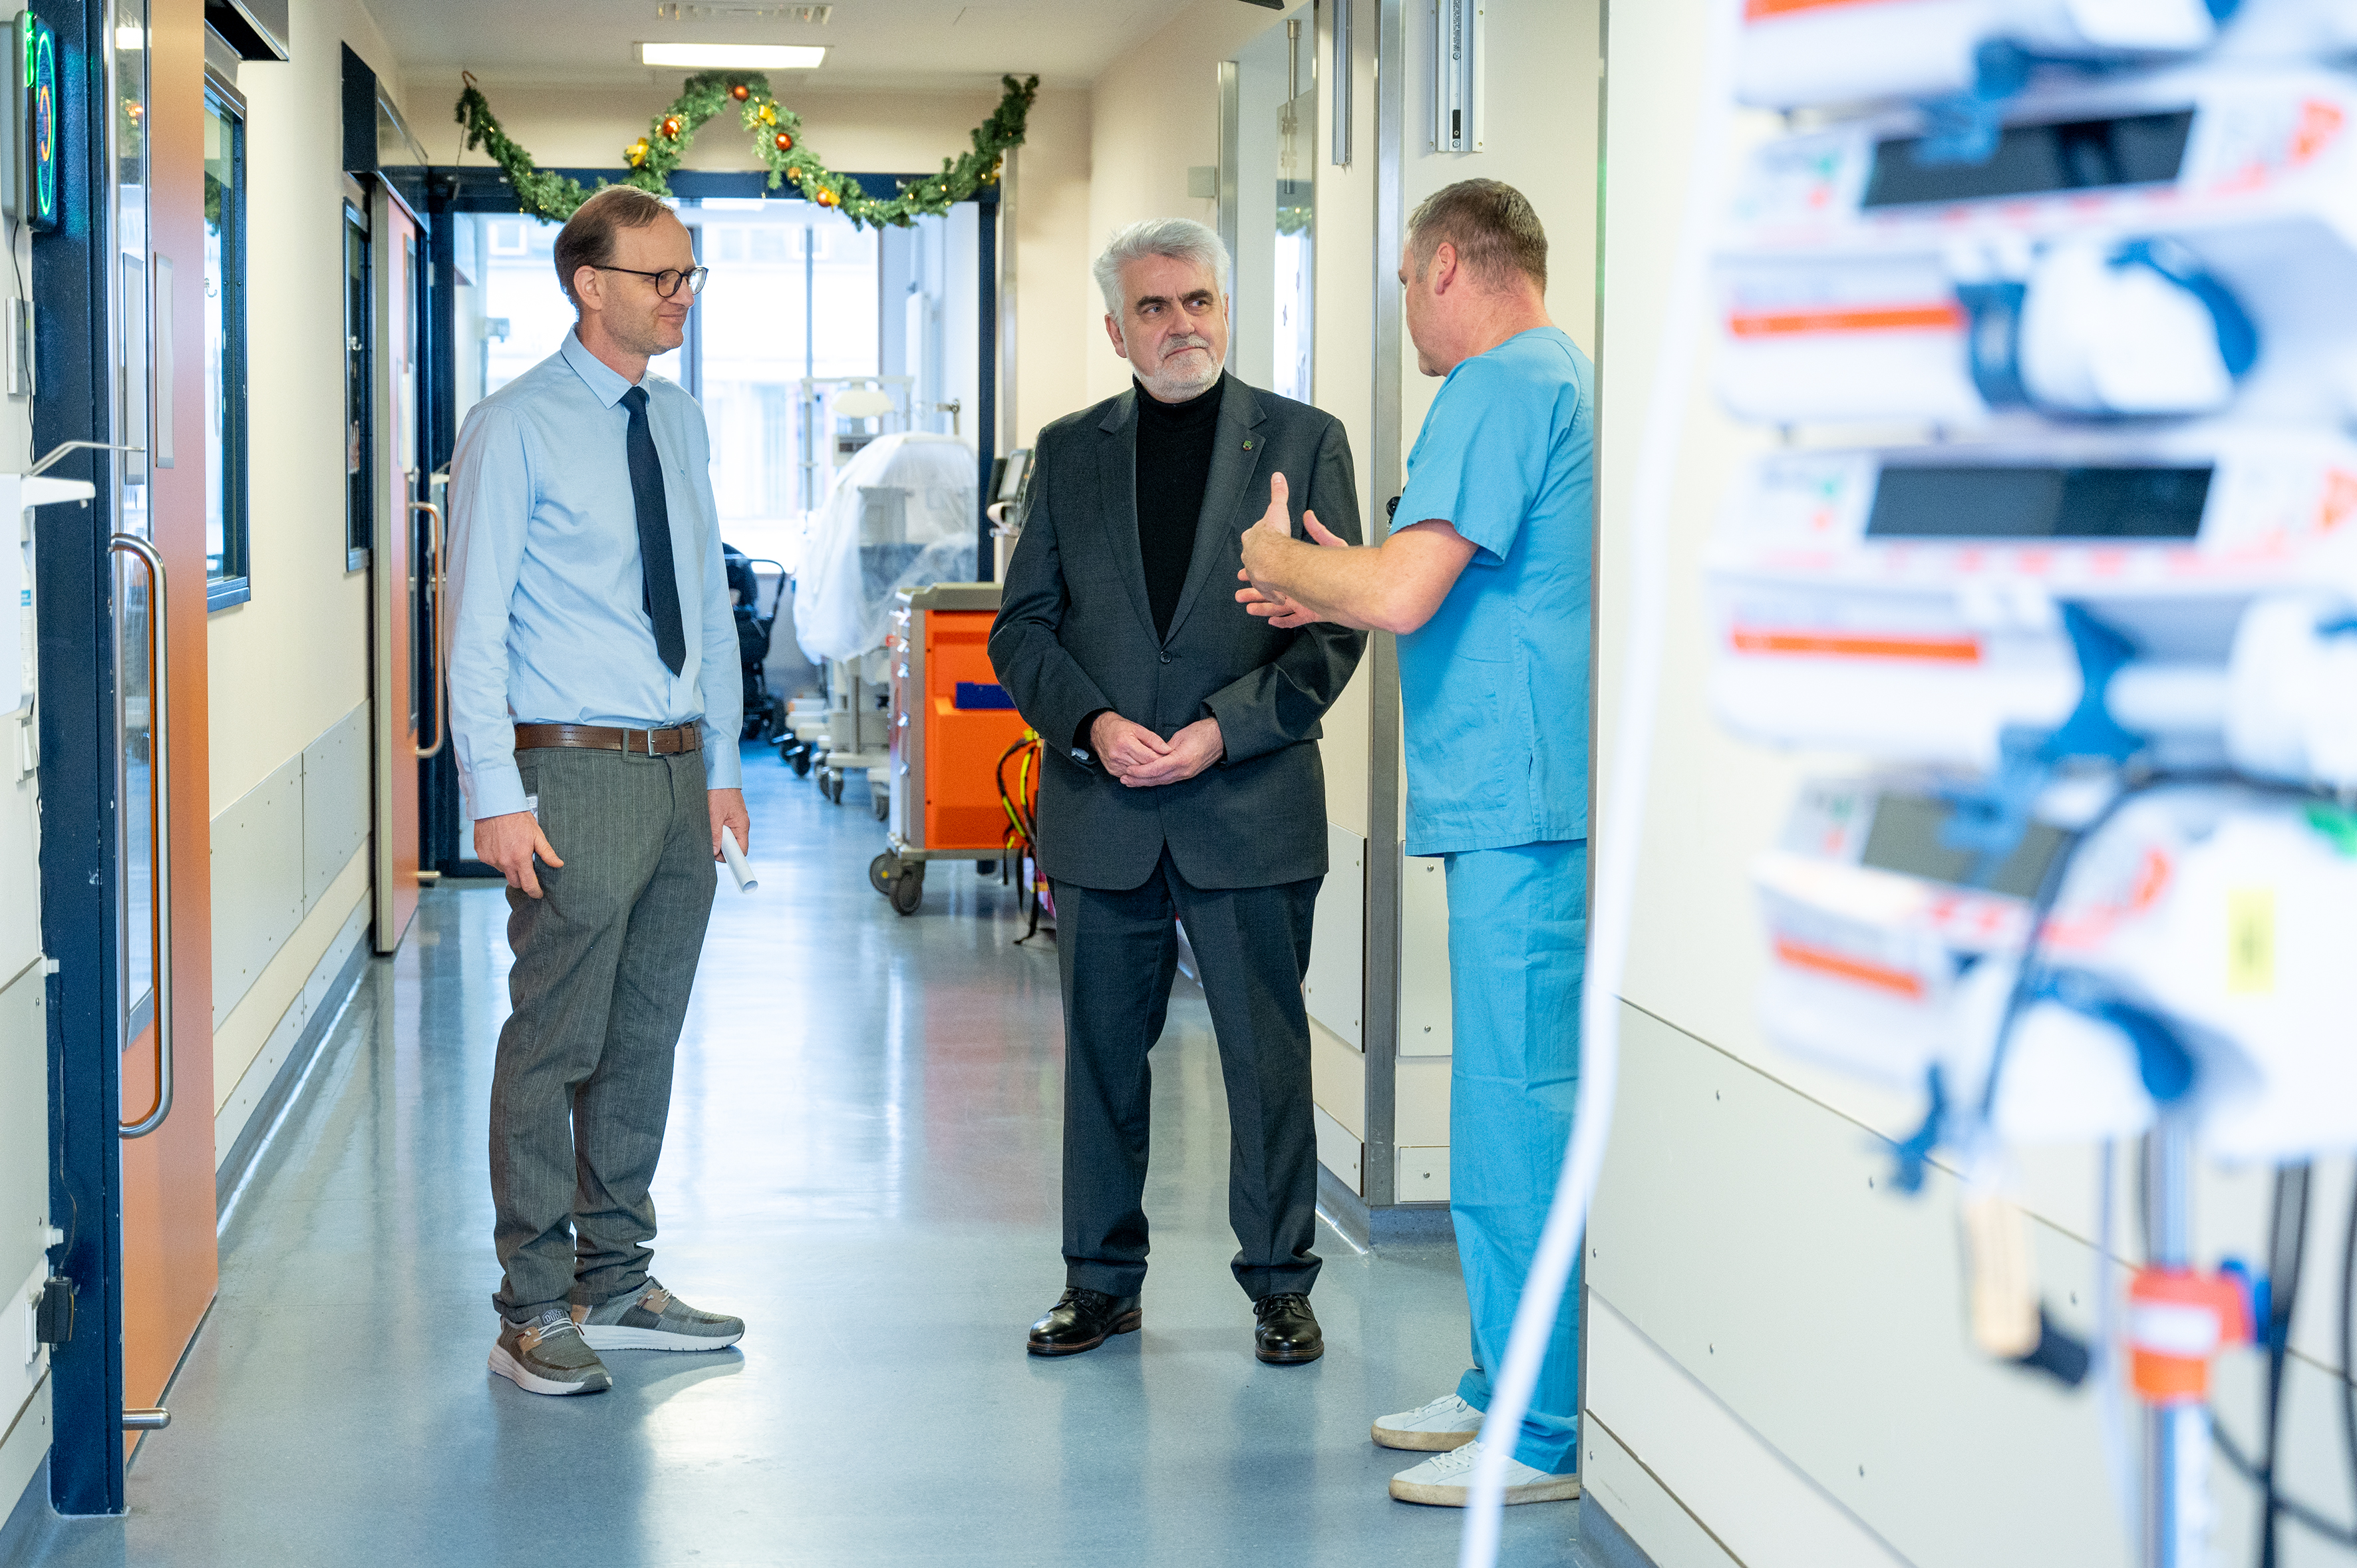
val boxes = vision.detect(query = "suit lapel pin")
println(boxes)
[1243,438,1255,450]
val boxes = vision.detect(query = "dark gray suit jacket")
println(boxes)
[988,377,1367,892]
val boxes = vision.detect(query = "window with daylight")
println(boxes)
[203,82,249,608]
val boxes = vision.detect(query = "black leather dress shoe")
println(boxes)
[1253,1292,1323,1364]
[1026,1288,1142,1356]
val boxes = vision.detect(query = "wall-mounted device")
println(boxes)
[1706,436,2357,774]
[1714,71,2353,430]
[1432,0,1480,153]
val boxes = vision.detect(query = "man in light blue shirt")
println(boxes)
[1238,179,1591,1508]
[446,186,750,1398]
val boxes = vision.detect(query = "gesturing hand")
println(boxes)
[1120,716,1225,788]
[476,809,565,900]
[1237,470,1348,627]
[1091,711,1172,780]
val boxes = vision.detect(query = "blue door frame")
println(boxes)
[35,0,132,1517]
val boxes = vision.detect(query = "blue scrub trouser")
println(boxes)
[1444,838,1586,1476]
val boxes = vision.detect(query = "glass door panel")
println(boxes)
[1274,80,1316,402]
[113,0,152,1047]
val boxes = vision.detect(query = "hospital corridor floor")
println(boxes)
[14,748,1603,1568]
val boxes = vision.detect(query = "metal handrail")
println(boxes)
[409,500,447,759]
[112,533,172,1140]
[29,439,141,477]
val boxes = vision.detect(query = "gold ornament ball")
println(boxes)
[729,84,750,102]
[785,166,801,184]
[774,132,794,152]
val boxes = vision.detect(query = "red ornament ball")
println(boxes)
[729,84,750,102]
[774,132,794,152]
[660,116,682,138]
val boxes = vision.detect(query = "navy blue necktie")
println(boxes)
[621,385,687,677]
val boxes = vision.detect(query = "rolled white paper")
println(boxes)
[720,829,757,893]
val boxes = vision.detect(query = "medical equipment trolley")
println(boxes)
[869,582,1032,915]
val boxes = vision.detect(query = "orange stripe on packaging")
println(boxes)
[1772,937,1927,1000]
[1730,627,1983,663]
[1744,0,1895,17]
[1726,302,1964,337]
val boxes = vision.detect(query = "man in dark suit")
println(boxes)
[989,218,1366,1365]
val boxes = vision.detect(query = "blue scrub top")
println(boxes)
[1393,326,1594,858]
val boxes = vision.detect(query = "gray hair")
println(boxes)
[1092,218,1231,317]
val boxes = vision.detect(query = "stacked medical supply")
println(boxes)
[1707,5,2357,1563]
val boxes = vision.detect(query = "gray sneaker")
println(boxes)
[489,1309,613,1396]
[572,1277,744,1352]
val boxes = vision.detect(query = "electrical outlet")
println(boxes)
[33,1277,72,1348]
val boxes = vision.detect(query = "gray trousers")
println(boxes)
[490,745,716,1323]
[1054,852,1323,1302]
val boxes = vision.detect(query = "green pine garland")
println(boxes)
[454,71,1038,230]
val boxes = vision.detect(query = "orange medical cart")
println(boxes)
[871,582,1034,914]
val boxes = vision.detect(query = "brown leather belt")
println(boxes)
[512,722,703,756]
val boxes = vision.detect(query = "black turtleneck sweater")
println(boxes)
[1134,373,1225,639]
[1071,375,1229,758]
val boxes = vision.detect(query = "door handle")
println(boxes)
[110,534,172,1140]
[410,500,446,760]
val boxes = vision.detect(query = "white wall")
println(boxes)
[206,0,398,810]
[200,0,394,1164]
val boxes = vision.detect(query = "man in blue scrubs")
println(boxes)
[1237,178,1591,1508]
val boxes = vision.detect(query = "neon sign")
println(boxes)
[24,15,55,232]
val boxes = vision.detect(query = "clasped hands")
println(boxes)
[1235,471,1347,629]
[1091,711,1224,789]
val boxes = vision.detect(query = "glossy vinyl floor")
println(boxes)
[18,745,1606,1567]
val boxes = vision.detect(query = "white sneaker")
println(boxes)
[1388,1440,1582,1507]
[1372,1392,1486,1451]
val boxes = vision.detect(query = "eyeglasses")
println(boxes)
[593,264,710,298]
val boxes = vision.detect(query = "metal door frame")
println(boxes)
[408,168,1000,871]
[35,0,131,1515]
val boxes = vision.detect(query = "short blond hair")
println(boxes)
[1408,178,1547,291]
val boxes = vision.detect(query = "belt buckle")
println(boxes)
[643,727,657,757]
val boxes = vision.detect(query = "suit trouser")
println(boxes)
[489,745,716,1324]
[1054,850,1323,1301]
[1445,838,1586,1476]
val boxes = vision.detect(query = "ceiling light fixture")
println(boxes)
[637,42,827,68]
[655,3,833,19]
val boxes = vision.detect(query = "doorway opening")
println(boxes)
[448,196,979,571]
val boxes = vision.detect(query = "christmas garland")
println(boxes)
[454,70,1039,230]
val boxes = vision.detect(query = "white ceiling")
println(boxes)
[373,0,1207,91]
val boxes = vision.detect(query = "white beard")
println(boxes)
[1139,352,1221,402]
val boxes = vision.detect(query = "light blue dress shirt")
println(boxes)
[446,332,744,822]
[1394,326,1594,856]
